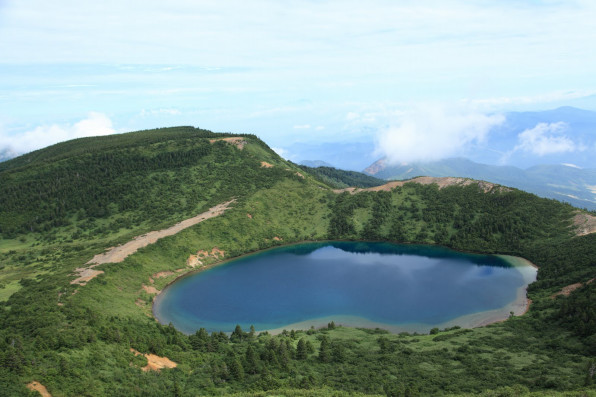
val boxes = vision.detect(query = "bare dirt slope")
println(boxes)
[573,212,596,236]
[334,176,506,194]
[130,348,177,371]
[209,137,246,149]
[551,278,594,298]
[72,200,234,285]
[27,381,52,397]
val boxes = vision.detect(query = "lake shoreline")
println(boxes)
[152,241,538,335]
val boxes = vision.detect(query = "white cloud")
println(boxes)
[514,122,578,156]
[374,106,504,164]
[0,112,116,154]
[272,147,290,159]
[2,1,596,155]
[562,163,581,169]
[293,124,311,130]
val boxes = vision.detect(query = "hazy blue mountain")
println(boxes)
[284,141,378,171]
[299,159,335,168]
[280,107,595,171]
[364,157,596,210]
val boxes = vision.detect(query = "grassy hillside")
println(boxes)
[0,128,595,396]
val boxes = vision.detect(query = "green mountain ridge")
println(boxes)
[0,127,595,396]
[364,157,596,210]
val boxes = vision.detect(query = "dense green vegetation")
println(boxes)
[0,128,594,396]
[328,183,574,255]
[296,164,386,189]
[0,127,296,239]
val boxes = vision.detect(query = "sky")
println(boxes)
[1,0,595,167]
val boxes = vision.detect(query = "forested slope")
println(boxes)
[0,127,594,396]
[296,164,386,189]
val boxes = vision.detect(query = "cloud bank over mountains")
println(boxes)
[1,2,596,166]
[374,107,505,164]
[2,1,596,155]
[371,107,594,169]
[0,112,115,155]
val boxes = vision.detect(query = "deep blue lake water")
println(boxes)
[153,242,536,334]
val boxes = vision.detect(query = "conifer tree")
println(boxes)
[318,336,330,363]
[296,338,308,360]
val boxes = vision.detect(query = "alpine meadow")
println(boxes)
[0,127,595,396]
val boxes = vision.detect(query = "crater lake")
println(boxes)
[153,242,537,334]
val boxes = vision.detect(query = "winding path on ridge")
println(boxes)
[333,176,509,194]
[71,200,235,285]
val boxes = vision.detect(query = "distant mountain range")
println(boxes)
[294,106,596,209]
[363,157,596,210]
[290,107,596,171]
[299,160,335,168]
[285,141,378,171]
[470,106,596,169]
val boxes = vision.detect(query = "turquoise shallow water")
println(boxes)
[153,242,534,334]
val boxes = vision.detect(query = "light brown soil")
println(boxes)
[73,200,234,286]
[572,212,596,236]
[475,298,533,328]
[295,172,305,179]
[143,353,177,371]
[26,381,52,397]
[70,268,104,285]
[273,236,282,241]
[197,247,225,260]
[334,177,506,195]
[142,284,160,294]
[186,254,202,268]
[209,137,246,149]
[551,278,595,298]
[152,271,175,279]
[247,213,253,219]
[522,298,532,315]
[130,348,177,371]
[260,161,273,168]
[186,247,224,268]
